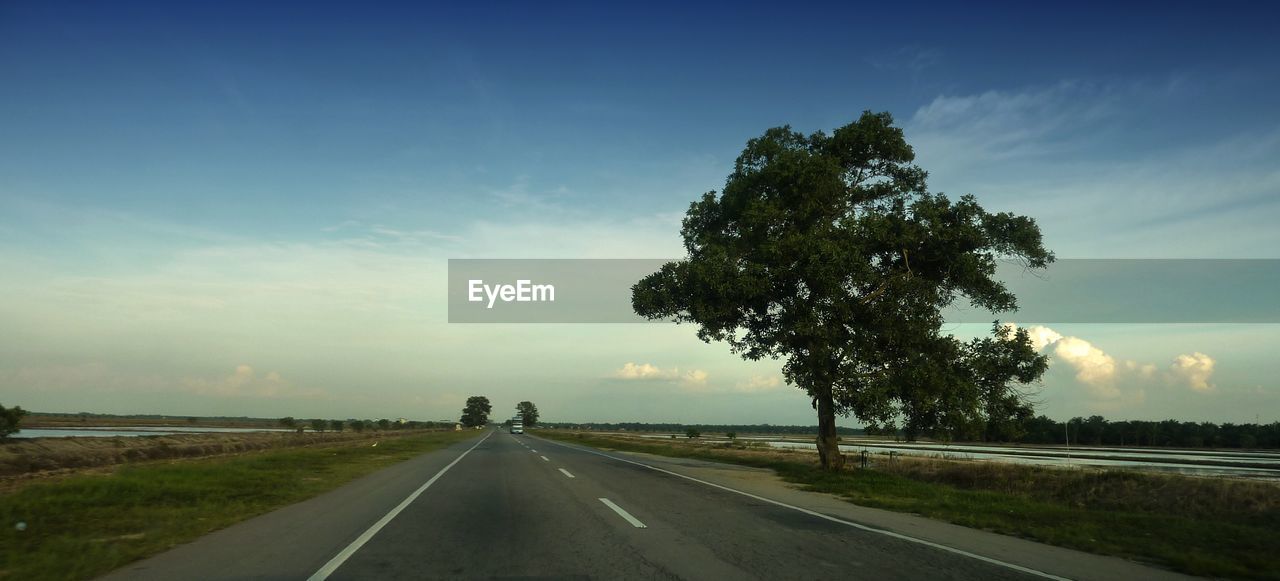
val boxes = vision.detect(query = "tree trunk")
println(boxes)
[815,387,845,471]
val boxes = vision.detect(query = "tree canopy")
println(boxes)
[0,404,27,439]
[633,111,1052,469]
[460,396,492,427]
[516,401,539,426]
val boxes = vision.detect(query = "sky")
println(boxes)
[2,1,1278,426]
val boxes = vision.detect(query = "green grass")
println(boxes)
[541,431,1280,579]
[0,430,479,580]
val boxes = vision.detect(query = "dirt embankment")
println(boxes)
[0,429,439,483]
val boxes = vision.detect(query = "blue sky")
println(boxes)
[2,1,1278,424]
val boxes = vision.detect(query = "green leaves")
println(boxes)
[0,404,27,439]
[460,396,491,428]
[516,401,539,427]
[633,111,1053,446]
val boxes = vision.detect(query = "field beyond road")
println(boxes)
[0,429,479,580]
[0,429,439,483]
[540,431,1280,579]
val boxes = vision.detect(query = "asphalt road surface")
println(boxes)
[101,429,1185,580]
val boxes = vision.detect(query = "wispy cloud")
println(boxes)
[866,46,943,72]
[906,78,1280,257]
[735,374,784,393]
[182,365,328,400]
[907,80,1122,166]
[486,176,575,216]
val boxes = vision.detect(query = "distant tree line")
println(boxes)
[1015,415,1280,449]
[542,417,1279,449]
[28,412,282,423]
[864,413,1280,449]
[278,416,452,433]
[539,422,865,436]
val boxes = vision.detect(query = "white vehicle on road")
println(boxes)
[510,420,524,434]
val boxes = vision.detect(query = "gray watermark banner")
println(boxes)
[447,259,1280,323]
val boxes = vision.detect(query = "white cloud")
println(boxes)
[1009,324,1217,400]
[1124,360,1157,378]
[1025,325,1064,351]
[735,374,784,393]
[614,362,708,387]
[1171,352,1216,392]
[682,369,710,386]
[615,362,673,380]
[1051,335,1118,391]
[613,364,790,395]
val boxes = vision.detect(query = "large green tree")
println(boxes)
[632,111,1051,470]
[516,401,539,427]
[460,396,492,427]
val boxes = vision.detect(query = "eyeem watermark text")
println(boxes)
[468,279,556,309]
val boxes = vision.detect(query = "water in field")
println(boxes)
[628,433,1280,479]
[770,441,1280,479]
[11,426,291,438]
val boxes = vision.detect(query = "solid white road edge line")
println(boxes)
[541,456,550,461]
[558,468,575,478]
[307,431,493,581]
[599,498,647,528]
[537,436,1069,581]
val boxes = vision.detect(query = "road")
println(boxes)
[101,429,1189,580]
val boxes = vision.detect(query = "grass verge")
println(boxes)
[0,429,479,580]
[540,431,1280,580]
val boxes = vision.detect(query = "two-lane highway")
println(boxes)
[329,430,1038,581]
[102,429,1179,580]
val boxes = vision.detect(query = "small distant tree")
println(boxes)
[516,401,539,427]
[348,419,365,433]
[310,418,327,432]
[686,428,701,439]
[726,431,737,440]
[377,418,391,430]
[329,419,345,432]
[278,417,296,430]
[460,396,492,428]
[1,404,28,439]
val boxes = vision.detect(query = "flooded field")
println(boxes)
[625,433,1280,479]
